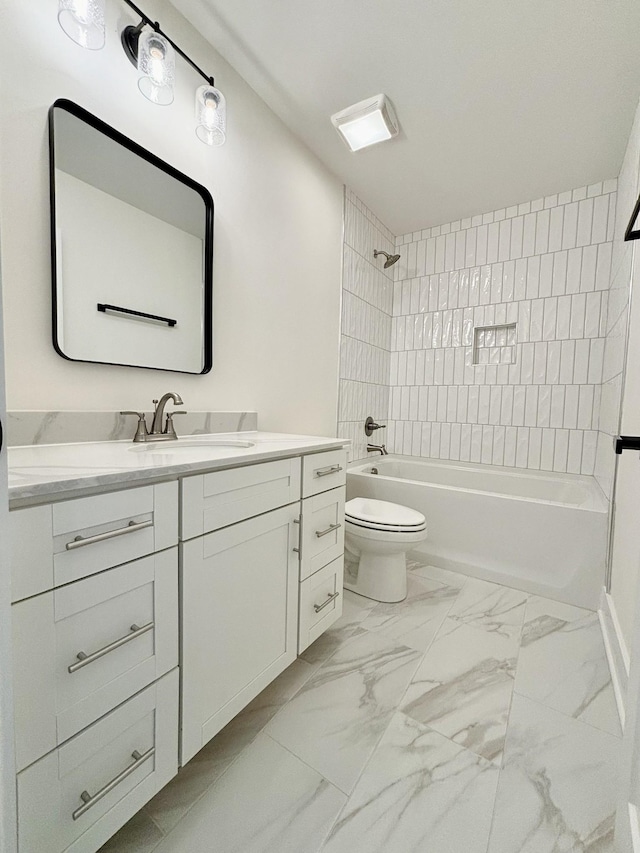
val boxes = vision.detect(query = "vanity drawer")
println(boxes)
[300,487,345,581]
[181,457,301,539]
[10,481,178,602]
[298,556,344,653]
[17,669,178,853]
[302,449,347,498]
[12,548,178,773]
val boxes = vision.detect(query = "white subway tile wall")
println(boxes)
[387,181,616,475]
[338,188,395,460]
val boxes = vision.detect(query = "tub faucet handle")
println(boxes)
[365,416,386,436]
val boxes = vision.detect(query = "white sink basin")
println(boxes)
[129,439,255,452]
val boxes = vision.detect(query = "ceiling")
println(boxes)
[173,0,640,235]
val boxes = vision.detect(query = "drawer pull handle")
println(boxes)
[314,465,343,478]
[315,522,342,538]
[314,591,340,613]
[72,746,155,821]
[68,621,154,673]
[66,518,153,551]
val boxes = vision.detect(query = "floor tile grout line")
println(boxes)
[145,727,275,852]
[483,594,529,850]
[314,639,432,850]
[264,637,427,839]
[142,660,323,851]
[261,731,349,797]
[512,599,622,737]
[314,708,407,852]
[391,568,469,718]
[510,688,623,740]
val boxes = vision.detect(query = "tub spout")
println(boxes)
[367,443,388,456]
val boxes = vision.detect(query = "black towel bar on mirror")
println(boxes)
[97,303,177,327]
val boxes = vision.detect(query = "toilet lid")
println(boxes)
[345,498,426,532]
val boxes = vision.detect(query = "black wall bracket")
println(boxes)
[614,435,640,454]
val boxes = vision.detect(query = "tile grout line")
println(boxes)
[285,567,470,847]
[141,658,324,852]
[482,590,530,851]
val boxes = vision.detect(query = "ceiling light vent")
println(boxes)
[331,94,399,152]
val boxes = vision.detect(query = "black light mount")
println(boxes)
[120,19,146,68]
[119,0,215,86]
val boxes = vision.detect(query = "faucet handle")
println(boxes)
[120,412,149,443]
[365,416,386,436]
[164,411,187,438]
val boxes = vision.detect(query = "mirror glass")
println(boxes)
[49,99,213,374]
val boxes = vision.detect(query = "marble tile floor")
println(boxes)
[101,560,622,853]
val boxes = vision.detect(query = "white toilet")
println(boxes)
[344,497,428,603]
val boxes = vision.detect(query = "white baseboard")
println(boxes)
[599,587,630,728]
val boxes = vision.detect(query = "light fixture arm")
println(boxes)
[120,0,215,86]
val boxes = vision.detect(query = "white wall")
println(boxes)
[0,0,343,435]
[387,183,615,471]
[601,95,640,655]
[337,190,395,460]
[595,99,640,502]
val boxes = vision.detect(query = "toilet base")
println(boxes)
[344,551,408,603]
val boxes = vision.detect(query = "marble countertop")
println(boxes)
[8,431,348,506]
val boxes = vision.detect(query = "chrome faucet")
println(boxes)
[121,392,186,443]
[367,443,388,456]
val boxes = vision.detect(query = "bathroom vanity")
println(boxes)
[7,433,347,853]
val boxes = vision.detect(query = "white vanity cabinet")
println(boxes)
[8,441,347,853]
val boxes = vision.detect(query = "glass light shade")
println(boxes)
[195,85,226,146]
[58,0,105,50]
[137,30,175,106]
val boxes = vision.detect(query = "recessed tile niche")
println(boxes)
[473,323,517,365]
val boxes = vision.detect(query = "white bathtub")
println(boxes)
[347,455,608,609]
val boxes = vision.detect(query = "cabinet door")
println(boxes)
[181,505,300,764]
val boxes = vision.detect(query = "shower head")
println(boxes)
[374,250,401,269]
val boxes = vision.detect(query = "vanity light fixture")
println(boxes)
[57,0,227,145]
[331,94,399,152]
[57,0,106,50]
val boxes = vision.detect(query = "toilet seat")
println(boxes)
[345,498,426,533]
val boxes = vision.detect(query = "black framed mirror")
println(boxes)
[49,99,213,374]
